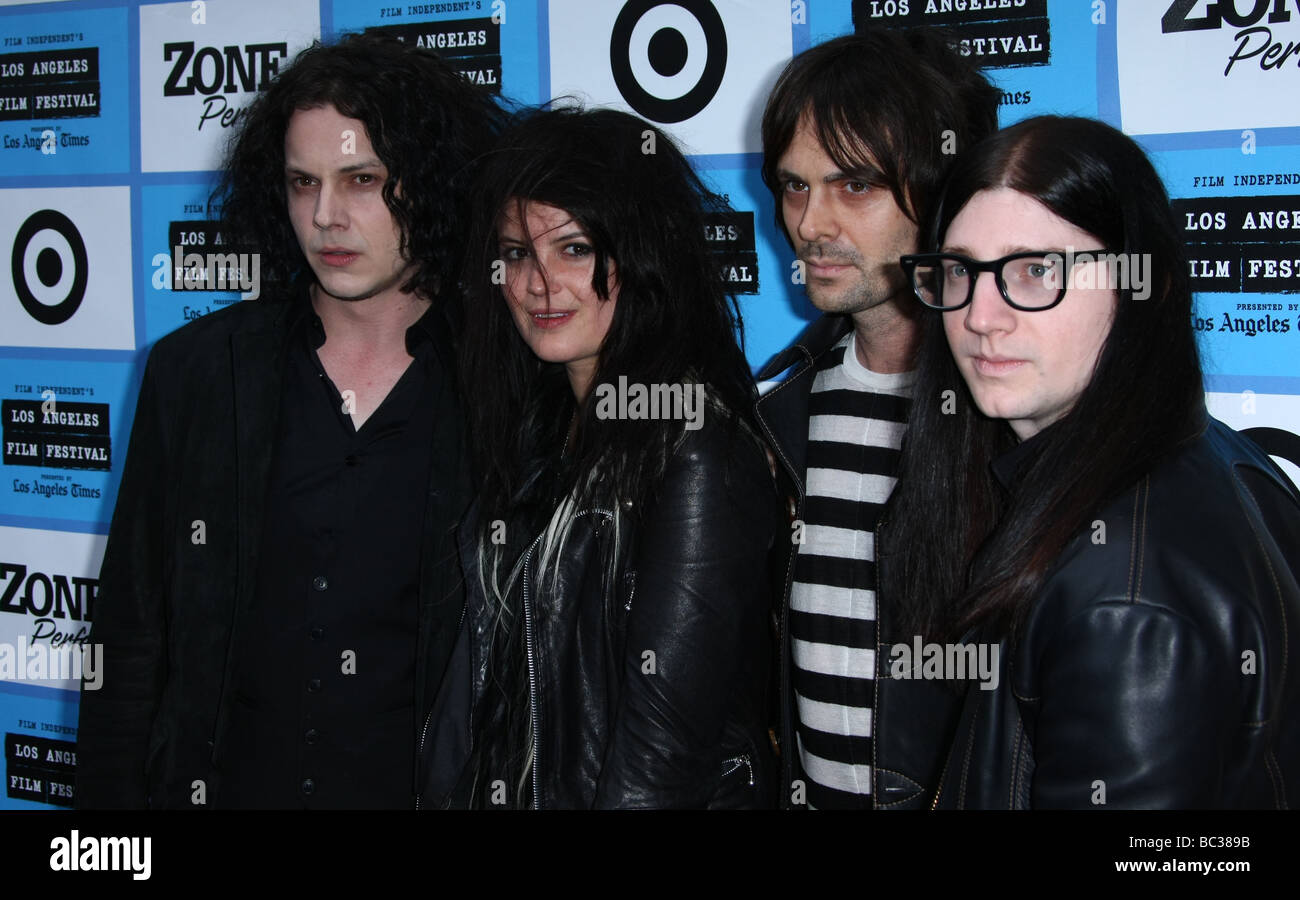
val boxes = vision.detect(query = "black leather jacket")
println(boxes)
[754,315,961,809]
[927,417,1300,808]
[758,316,1300,809]
[420,415,782,808]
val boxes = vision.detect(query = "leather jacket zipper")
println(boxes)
[520,530,546,810]
[421,507,616,810]
[722,753,754,787]
[519,507,617,809]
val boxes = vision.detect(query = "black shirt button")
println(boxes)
[345,454,359,466]
[308,678,322,693]
[310,626,324,640]
[301,778,315,795]
[304,728,319,745]
[312,575,328,592]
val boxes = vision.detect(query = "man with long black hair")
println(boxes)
[76,33,503,808]
[754,27,1000,809]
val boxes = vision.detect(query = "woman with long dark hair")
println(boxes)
[420,106,779,808]
[885,116,1300,808]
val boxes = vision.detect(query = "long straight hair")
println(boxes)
[885,116,1206,642]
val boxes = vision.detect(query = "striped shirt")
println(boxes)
[791,333,913,809]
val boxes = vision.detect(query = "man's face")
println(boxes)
[941,187,1117,441]
[284,104,414,304]
[775,115,919,315]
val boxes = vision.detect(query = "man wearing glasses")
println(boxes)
[901,249,1153,312]
[753,26,1000,810]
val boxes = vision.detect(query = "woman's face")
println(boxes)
[941,187,1118,441]
[498,200,618,401]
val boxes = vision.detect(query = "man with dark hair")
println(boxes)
[76,33,503,809]
[754,27,1000,810]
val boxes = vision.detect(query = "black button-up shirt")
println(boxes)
[219,301,441,809]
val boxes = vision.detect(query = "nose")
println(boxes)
[524,257,552,297]
[961,269,1017,336]
[313,183,346,230]
[794,188,836,245]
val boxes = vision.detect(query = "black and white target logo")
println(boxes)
[11,210,88,326]
[550,0,790,155]
[1,187,134,350]
[610,0,727,124]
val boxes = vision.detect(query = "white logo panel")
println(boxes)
[0,526,106,693]
[1117,0,1300,135]
[548,0,791,155]
[138,0,319,172]
[1,187,133,351]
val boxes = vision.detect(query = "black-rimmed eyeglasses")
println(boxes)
[899,250,1112,312]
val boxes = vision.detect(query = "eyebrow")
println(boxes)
[546,230,587,244]
[776,167,847,184]
[285,158,385,176]
[499,220,587,245]
[776,166,884,186]
[939,245,1042,256]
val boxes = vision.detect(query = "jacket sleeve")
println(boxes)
[75,350,171,808]
[1028,598,1238,809]
[594,425,776,808]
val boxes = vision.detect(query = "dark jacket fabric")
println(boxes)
[75,295,472,809]
[754,314,963,809]
[929,417,1300,809]
[420,414,782,808]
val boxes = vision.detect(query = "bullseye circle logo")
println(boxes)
[610,0,727,124]
[11,209,88,326]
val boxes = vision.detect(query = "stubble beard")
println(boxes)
[806,266,898,316]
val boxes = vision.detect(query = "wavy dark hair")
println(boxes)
[885,116,1206,642]
[457,105,763,806]
[212,31,505,301]
[761,26,1001,236]
[460,105,758,516]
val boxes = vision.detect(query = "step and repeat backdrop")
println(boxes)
[0,0,1296,808]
